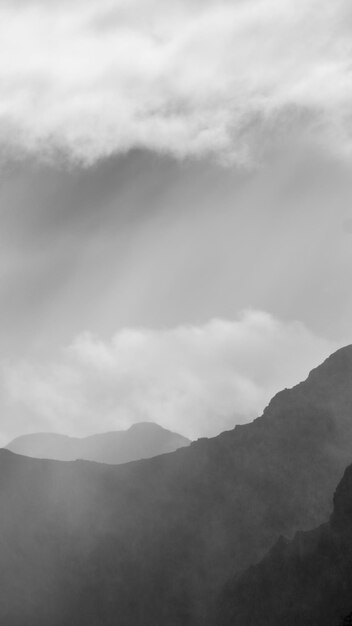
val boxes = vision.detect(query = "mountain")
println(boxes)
[216,462,352,626]
[6,422,191,464]
[1,345,352,624]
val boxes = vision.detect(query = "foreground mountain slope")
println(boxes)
[217,462,352,626]
[1,345,352,624]
[6,422,190,464]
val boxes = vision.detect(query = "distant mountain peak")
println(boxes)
[6,422,190,464]
[127,421,168,432]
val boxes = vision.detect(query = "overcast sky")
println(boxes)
[0,0,352,443]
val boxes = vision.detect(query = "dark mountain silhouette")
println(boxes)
[6,422,191,464]
[216,462,352,626]
[1,345,352,624]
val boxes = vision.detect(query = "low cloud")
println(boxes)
[0,0,351,164]
[0,311,338,442]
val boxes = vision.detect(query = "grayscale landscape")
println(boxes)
[0,1,352,624]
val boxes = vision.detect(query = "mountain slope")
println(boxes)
[217,462,352,626]
[6,422,191,464]
[1,345,352,624]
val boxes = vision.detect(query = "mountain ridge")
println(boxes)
[217,461,352,626]
[6,421,191,464]
[1,345,352,624]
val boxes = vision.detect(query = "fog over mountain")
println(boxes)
[1,0,352,447]
[6,422,190,464]
[1,345,352,624]
[0,2,352,624]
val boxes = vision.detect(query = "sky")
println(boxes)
[0,0,352,443]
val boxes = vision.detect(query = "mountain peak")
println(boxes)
[6,423,190,464]
[127,422,167,432]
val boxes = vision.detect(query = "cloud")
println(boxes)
[0,311,338,442]
[0,0,351,164]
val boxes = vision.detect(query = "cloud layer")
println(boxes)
[0,0,351,164]
[1,311,338,442]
